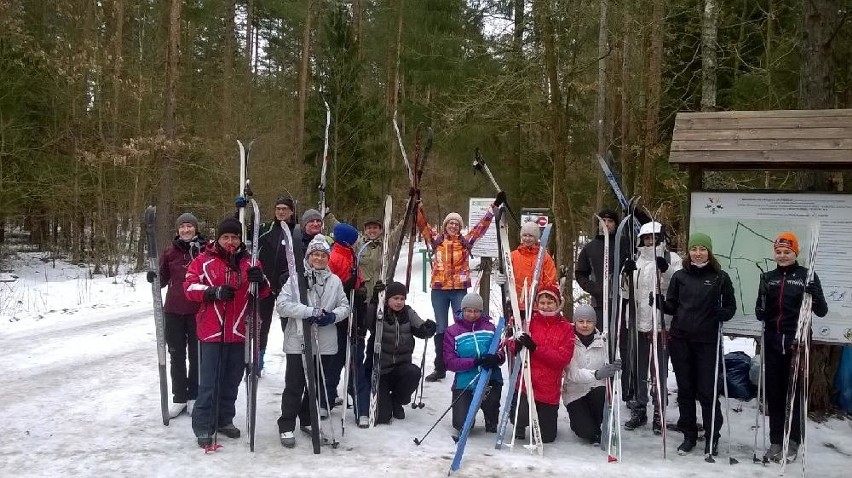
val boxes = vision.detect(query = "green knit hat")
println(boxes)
[688,232,713,253]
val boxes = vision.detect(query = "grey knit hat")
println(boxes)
[175,212,199,230]
[520,222,541,241]
[574,304,597,321]
[302,208,323,224]
[460,293,484,311]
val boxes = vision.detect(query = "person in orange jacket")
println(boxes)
[497,221,557,316]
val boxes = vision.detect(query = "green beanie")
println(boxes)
[688,232,713,253]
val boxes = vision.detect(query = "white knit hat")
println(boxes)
[442,212,464,231]
[306,234,331,257]
[520,222,541,241]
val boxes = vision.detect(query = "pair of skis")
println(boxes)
[144,206,170,427]
[368,196,394,427]
[598,214,623,463]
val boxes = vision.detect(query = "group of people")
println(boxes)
[149,197,826,463]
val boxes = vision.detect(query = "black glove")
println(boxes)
[804,281,820,297]
[474,353,503,369]
[516,333,537,353]
[372,281,385,303]
[247,266,264,283]
[316,310,336,326]
[648,292,666,311]
[494,191,507,207]
[714,306,729,322]
[146,271,156,283]
[622,259,637,273]
[278,271,290,287]
[655,256,669,273]
[420,320,437,338]
[594,360,622,380]
[204,285,236,302]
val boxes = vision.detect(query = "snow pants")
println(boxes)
[451,381,502,431]
[164,312,198,403]
[565,385,606,442]
[511,392,560,443]
[669,337,722,440]
[277,352,334,433]
[765,342,803,445]
[192,342,244,437]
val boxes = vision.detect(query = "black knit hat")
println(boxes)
[385,281,408,299]
[275,196,295,210]
[597,209,619,222]
[216,217,243,238]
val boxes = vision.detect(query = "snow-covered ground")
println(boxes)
[1,248,850,477]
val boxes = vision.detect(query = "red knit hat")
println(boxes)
[773,232,799,255]
[536,284,562,308]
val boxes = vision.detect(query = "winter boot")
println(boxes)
[393,402,406,420]
[704,434,719,456]
[624,408,648,430]
[196,434,213,448]
[357,416,370,429]
[766,443,783,462]
[168,402,187,418]
[425,333,446,382]
[279,431,296,448]
[785,441,799,463]
[677,436,697,455]
[217,423,241,439]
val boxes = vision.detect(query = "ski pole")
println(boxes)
[706,322,722,463]
[412,339,427,409]
[413,371,482,445]
[719,334,738,465]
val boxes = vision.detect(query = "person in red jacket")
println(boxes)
[508,284,574,443]
[184,217,270,448]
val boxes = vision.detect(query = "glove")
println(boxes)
[247,266,264,283]
[495,272,507,286]
[235,195,247,208]
[805,281,820,296]
[316,310,336,327]
[516,333,537,353]
[278,271,290,287]
[494,191,507,207]
[622,259,637,273]
[146,271,156,283]
[420,320,437,338]
[474,353,503,369]
[204,285,236,302]
[594,360,622,380]
[655,256,669,273]
[648,292,665,310]
[372,280,385,303]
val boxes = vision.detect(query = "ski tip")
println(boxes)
[607,455,618,463]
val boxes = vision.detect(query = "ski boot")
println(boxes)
[280,431,296,448]
[766,443,783,462]
[624,408,648,430]
[217,423,241,439]
[677,436,697,455]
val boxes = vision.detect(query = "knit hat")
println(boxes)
[597,209,619,222]
[306,234,331,257]
[536,284,563,308]
[574,304,597,321]
[774,232,799,256]
[302,208,323,225]
[687,232,713,254]
[460,293,484,311]
[175,212,198,230]
[520,222,541,241]
[333,223,359,247]
[216,217,242,238]
[275,196,295,210]
[442,212,465,231]
[385,281,408,299]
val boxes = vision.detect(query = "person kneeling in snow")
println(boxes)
[364,281,436,426]
[562,304,620,445]
[444,293,504,441]
[183,217,270,448]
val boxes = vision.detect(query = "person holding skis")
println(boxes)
[623,221,682,433]
[754,232,827,463]
[444,292,504,440]
[417,191,505,382]
[364,281,436,426]
[653,232,736,456]
[183,217,270,448]
[255,195,296,376]
[575,209,630,326]
[508,285,574,443]
[562,304,621,444]
[276,235,350,448]
[278,208,328,334]
[147,212,207,418]
[496,221,557,317]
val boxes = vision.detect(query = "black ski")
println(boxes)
[144,205,170,426]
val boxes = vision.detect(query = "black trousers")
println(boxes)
[451,382,502,431]
[632,332,668,411]
[277,352,334,433]
[164,313,198,403]
[375,362,421,424]
[765,344,803,445]
[510,392,560,443]
[669,337,722,440]
[565,386,606,442]
[257,293,278,352]
[192,342,244,437]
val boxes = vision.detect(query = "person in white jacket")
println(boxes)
[275,234,350,448]
[562,305,620,444]
[623,221,682,433]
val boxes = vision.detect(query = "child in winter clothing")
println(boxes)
[444,293,504,440]
[417,191,505,382]
[656,232,736,456]
[508,285,574,443]
[497,222,558,315]
[623,221,682,432]
[563,305,620,444]
[755,232,827,463]
[275,234,350,448]
[364,281,437,426]
[183,217,270,448]
[148,212,206,418]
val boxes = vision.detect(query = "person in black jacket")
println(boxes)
[363,281,436,426]
[754,232,827,463]
[255,196,297,375]
[655,232,736,456]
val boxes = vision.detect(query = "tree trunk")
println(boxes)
[111,0,124,144]
[158,0,182,248]
[640,0,664,202]
[222,0,236,135]
[594,0,609,211]
[700,0,718,111]
[295,0,314,165]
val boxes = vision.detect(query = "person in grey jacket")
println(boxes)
[275,234,350,447]
[562,304,620,444]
